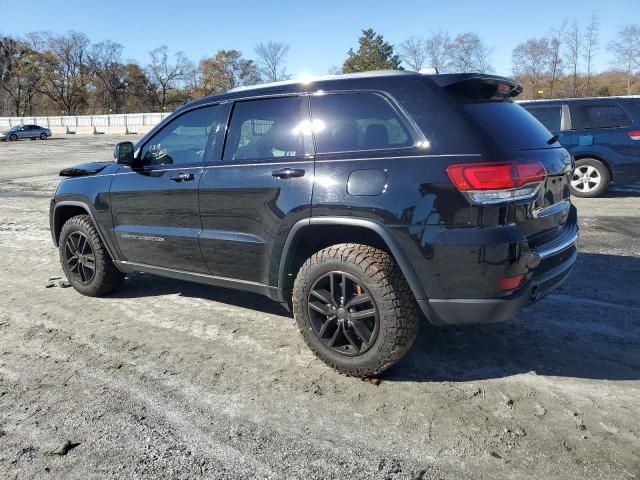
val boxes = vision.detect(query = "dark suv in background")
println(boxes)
[521,97,640,197]
[50,71,578,376]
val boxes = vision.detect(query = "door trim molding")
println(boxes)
[115,260,278,299]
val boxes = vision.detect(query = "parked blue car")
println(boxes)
[521,97,640,197]
[0,124,52,142]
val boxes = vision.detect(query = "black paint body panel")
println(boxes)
[50,71,578,325]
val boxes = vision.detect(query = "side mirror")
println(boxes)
[114,141,135,165]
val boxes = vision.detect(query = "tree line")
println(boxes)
[1,18,639,117]
[0,33,291,116]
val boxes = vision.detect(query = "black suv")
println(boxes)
[50,71,578,376]
[521,97,640,197]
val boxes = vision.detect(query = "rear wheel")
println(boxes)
[571,158,609,198]
[293,243,420,377]
[59,214,124,296]
[40,133,47,140]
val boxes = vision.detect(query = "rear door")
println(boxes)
[110,104,225,273]
[198,95,314,287]
[568,100,634,154]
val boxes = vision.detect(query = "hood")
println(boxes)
[59,161,114,177]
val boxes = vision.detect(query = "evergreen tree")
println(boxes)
[343,29,402,73]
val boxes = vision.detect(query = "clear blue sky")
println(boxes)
[2,0,635,77]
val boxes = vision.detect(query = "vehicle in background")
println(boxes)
[0,124,52,141]
[521,97,640,197]
[49,71,578,376]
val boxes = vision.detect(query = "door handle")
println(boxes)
[169,172,195,182]
[271,168,305,179]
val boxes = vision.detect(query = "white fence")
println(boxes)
[0,112,171,129]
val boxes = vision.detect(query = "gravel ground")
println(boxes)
[0,135,638,479]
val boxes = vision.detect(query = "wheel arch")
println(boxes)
[573,154,613,181]
[52,201,119,265]
[276,217,428,305]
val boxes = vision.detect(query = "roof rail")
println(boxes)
[227,70,419,93]
[518,95,640,103]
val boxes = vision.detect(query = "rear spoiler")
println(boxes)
[426,73,523,101]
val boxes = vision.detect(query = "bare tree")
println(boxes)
[564,19,582,97]
[34,31,91,115]
[608,24,640,95]
[448,33,492,73]
[583,13,600,96]
[425,30,451,72]
[548,21,566,97]
[255,41,290,82]
[398,36,427,71]
[89,40,125,112]
[512,38,552,99]
[0,36,40,115]
[146,46,188,111]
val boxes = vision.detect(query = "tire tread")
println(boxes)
[293,243,420,377]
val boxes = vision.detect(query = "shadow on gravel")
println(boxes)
[388,252,640,383]
[110,252,640,383]
[111,272,290,316]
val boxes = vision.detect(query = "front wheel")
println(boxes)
[293,244,420,377]
[9,134,18,141]
[59,214,124,296]
[571,158,610,198]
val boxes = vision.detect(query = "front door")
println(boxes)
[110,104,226,273]
[198,95,314,287]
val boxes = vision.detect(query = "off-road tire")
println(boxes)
[59,214,124,296]
[293,243,420,377]
[571,158,610,198]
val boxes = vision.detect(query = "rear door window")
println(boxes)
[524,105,562,132]
[569,103,630,129]
[309,92,413,154]
[223,96,306,161]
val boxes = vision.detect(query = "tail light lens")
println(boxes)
[446,161,546,204]
[499,273,527,292]
[628,131,640,141]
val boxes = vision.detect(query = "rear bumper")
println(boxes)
[422,221,578,326]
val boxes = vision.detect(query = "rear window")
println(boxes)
[524,105,562,132]
[463,102,556,150]
[309,93,413,154]
[569,103,630,130]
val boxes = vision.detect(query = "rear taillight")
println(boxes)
[628,130,640,141]
[446,161,546,204]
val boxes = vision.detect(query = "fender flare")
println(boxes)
[52,200,120,266]
[277,217,428,303]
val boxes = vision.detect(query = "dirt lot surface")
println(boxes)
[0,135,638,479]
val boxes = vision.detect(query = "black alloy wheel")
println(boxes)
[308,271,379,356]
[64,231,96,284]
